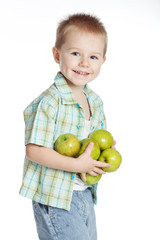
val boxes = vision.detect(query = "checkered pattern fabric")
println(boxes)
[19,72,107,210]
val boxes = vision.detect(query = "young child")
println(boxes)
[19,13,112,240]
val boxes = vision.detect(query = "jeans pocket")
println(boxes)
[32,201,43,225]
[32,201,59,239]
[43,203,49,215]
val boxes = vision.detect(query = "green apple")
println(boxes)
[55,133,80,157]
[99,148,122,172]
[80,173,102,185]
[77,138,100,160]
[89,129,114,150]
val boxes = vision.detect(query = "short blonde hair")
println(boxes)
[55,13,108,57]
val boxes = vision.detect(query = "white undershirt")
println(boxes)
[73,119,91,191]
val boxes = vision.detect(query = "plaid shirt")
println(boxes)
[19,72,107,210]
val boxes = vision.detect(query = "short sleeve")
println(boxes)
[24,98,58,148]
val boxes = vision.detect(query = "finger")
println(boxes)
[88,171,99,176]
[93,167,106,175]
[111,140,116,148]
[96,161,111,168]
[84,142,94,155]
[81,173,86,182]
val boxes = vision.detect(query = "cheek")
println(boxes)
[60,56,75,70]
[93,63,102,74]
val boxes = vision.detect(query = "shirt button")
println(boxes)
[101,122,104,127]
[76,103,80,108]
[71,176,75,180]
[77,125,81,129]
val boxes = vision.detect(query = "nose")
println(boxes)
[79,57,89,68]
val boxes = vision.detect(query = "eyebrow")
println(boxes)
[67,48,102,56]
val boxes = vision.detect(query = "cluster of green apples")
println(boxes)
[54,129,122,185]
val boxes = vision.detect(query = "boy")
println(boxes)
[19,13,112,240]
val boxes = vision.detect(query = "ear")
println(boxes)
[52,47,60,63]
[102,56,106,64]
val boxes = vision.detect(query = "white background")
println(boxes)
[0,0,160,239]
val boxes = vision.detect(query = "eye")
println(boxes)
[72,52,80,56]
[90,55,98,60]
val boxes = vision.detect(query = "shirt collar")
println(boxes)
[54,72,103,107]
[54,72,76,104]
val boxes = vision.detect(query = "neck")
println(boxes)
[66,79,85,96]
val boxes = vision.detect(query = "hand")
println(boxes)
[76,142,111,182]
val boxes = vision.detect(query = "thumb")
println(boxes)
[84,142,94,155]
[81,173,86,182]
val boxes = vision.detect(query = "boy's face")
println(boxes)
[53,29,106,88]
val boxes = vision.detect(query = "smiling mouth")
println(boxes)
[73,70,90,76]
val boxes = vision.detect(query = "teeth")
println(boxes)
[75,71,88,75]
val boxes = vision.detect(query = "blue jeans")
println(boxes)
[32,188,97,240]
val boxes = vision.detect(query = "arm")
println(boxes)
[26,142,110,175]
[26,143,78,172]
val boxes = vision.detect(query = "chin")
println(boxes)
[66,78,88,87]
[64,72,94,86]
[74,80,91,87]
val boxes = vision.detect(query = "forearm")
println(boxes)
[26,143,78,172]
[26,143,110,175]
